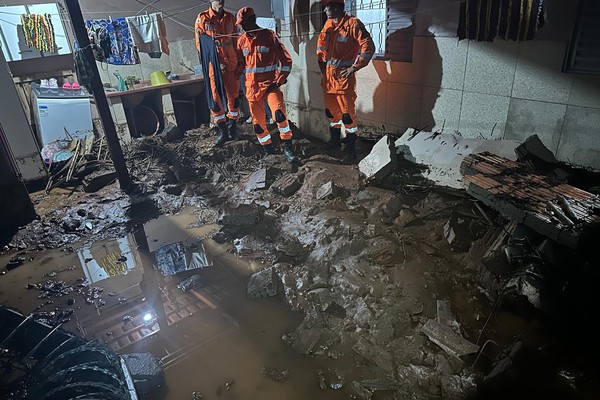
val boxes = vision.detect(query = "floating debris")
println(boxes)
[260,367,290,382]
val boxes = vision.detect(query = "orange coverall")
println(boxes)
[237,29,292,146]
[317,13,374,135]
[195,8,240,124]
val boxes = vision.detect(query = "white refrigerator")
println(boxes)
[31,83,94,146]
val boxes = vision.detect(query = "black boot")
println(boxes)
[227,118,239,140]
[282,139,299,164]
[215,121,229,147]
[344,133,357,161]
[263,143,275,156]
[325,127,342,150]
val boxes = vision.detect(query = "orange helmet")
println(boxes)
[235,7,255,25]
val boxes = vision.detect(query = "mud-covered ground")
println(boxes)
[2,124,600,400]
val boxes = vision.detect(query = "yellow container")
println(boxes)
[150,70,170,86]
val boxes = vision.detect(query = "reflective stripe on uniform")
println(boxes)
[278,125,291,134]
[213,113,226,122]
[228,111,239,117]
[326,59,354,67]
[245,64,278,74]
[258,134,272,143]
[336,36,348,43]
[346,126,359,133]
[317,45,327,51]
[359,52,373,59]
[329,120,342,126]
[257,46,270,53]
[280,66,291,72]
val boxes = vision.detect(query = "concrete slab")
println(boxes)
[359,135,397,180]
[247,267,278,299]
[421,319,479,358]
[395,130,519,189]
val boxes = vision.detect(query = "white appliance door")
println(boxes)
[37,97,94,146]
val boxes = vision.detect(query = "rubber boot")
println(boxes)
[282,139,299,164]
[344,133,357,161]
[215,121,229,147]
[263,143,275,156]
[227,118,239,140]
[325,127,342,150]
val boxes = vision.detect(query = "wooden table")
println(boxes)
[105,75,206,140]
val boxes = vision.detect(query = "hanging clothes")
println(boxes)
[20,13,57,52]
[458,0,546,41]
[498,0,546,41]
[125,12,170,59]
[73,41,94,93]
[199,34,227,120]
[85,17,139,65]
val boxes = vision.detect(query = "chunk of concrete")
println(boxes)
[247,267,278,299]
[515,134,558,165]
[353,337,394,373]
[218,204,260,228]
[245,168,268,191]
[291,313,322,355]
[271,174,303,197]
[316,181,346,200]
[421,319,480,358]
[358,135,396,180]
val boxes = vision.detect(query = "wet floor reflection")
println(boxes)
[0,208,348,399]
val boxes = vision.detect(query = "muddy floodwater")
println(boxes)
[0,208,349,399]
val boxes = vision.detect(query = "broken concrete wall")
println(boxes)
[395,130,520,189]
[282,0,600,170]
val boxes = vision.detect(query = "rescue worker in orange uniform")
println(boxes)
[317,0,375,160]
[235,7,298,163]
[195,0,241,146]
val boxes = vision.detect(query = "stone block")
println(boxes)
[316,181,346,200]
[358,135,396,180]
[218,204,260,228]
[245,168,268,191]
[421,319,479,358]
[271,173,303,197]
[247,267,278,299]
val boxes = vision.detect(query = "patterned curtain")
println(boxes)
[458,0,546,41]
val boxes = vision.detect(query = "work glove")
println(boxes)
[266,82,280,93]
[340,66,356,78]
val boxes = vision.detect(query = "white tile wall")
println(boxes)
[464,40,519,97]
[459,92,510,139]
[512,41,574,103]
[505,98,567,153]
[557,106,600,169]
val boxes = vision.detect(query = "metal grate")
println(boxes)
[563,0,600,74]
[350,0,417,62]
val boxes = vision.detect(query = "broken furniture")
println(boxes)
[461,152,600,249]
[106,74,209,141]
